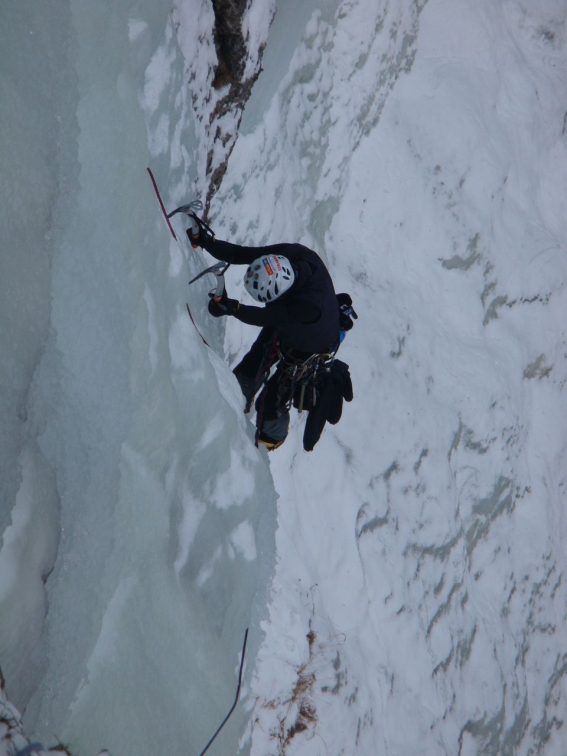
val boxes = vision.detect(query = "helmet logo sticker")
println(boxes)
[262,258,274,276]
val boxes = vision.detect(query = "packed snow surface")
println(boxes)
[1,1,566,756]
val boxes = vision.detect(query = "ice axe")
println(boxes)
[167,199,203,223]
[167,199,215,249]
[189,261,231,303]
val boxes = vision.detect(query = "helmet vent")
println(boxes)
[243,254,295,302]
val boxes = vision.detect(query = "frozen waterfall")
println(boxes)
[2,1,567,755]
[1,1,276,754]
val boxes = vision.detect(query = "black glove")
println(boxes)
[186,216,215,250]
[327,360,353,424]
[337,293,358,332]
[208,297,240,318]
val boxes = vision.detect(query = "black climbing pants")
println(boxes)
[232,328,291,447]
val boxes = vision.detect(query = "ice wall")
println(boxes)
[0,0,76,709]
[0,2,276,755]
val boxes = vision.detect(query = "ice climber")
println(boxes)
[190,224,355,451]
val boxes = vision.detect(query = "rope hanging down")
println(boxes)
[197,628,249,756]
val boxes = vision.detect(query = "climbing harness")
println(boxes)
[250,338,340,449]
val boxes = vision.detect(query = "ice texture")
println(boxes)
[2,0,567,755]
[0,2,275,755]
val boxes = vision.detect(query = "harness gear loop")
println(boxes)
[271,344,338,420]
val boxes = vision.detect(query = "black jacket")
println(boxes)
[203,238,340,353]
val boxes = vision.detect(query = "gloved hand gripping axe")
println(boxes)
[167,199,215,249]
[170,198,229,304]
[189,261,231,303]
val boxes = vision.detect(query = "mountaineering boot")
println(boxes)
[256,412,290,451]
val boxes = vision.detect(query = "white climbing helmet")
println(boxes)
[243,255,295,303]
